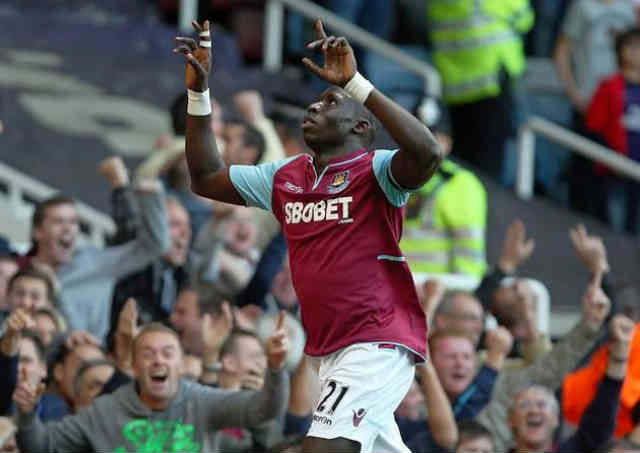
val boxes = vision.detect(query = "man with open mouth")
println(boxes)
[13,319,290,452]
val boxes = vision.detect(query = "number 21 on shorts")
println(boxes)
[316,380,349,415]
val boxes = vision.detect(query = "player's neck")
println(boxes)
[313,141,362,173]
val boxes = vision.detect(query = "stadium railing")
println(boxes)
[0,161,114,251]
[261,0,442,98]
[516,115,640,200]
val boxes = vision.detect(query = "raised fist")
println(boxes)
[99,156,129,189]
[485,326,514,357]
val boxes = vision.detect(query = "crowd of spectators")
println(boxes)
[0,82,639,452]
[2,1,640,453]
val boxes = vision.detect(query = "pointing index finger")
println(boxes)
[315,19,328,39]
[192,20,202,33]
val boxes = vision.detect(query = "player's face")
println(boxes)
[431,336,475,399]
[164,200,191,267]
[33,203,79,266]
[302,87,355,151]
[134,331,183,408]
[509,388,558,447]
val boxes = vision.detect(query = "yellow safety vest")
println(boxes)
[427,0,534,104]
[401,160,487,276]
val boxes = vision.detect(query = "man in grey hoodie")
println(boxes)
[23,178,171,341]
[13,319,290,452]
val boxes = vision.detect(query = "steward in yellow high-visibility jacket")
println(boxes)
[426,0,534,180]
[401,159,487,277]
[428,0,534,104]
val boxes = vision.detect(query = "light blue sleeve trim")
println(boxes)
[372,149,414,207]
[229,155,300,211]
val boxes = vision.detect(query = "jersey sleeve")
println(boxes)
[372,149,419,207]
[229,156,298,211]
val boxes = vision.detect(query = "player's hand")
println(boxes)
[498,219,535,275]
[13,368,45,416]
[174,20,212,92]
[569,224,610,275]
[582,270,610,332]
[202,301,234,356]
[99,156,130,189]
[302,19,357,87]
[266,311,289,371]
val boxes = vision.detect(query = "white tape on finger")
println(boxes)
[187,89,212,116]
[199,40,211,48]
[199,31,210,38]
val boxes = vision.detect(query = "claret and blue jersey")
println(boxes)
[229,148,427,360]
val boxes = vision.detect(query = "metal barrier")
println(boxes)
[516,115,640,200]
[263,0,441,97]
[0,161,114,247]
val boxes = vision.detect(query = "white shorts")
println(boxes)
[307,342,416,453]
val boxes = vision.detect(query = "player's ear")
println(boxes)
[352,118,371,136]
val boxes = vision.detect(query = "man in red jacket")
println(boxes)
[587,27,640,234]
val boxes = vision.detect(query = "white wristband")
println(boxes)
[343,72,374,104]
[187,89,212,116]
[199,40,211,48]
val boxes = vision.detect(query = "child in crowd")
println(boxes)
[586,27,640,234]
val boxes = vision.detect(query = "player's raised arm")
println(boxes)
[302,19,443,189]
[173,20,245,204]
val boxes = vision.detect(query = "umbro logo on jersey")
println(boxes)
[352,408,367,427]
[284,181,304,193]
[284,197,353,224]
